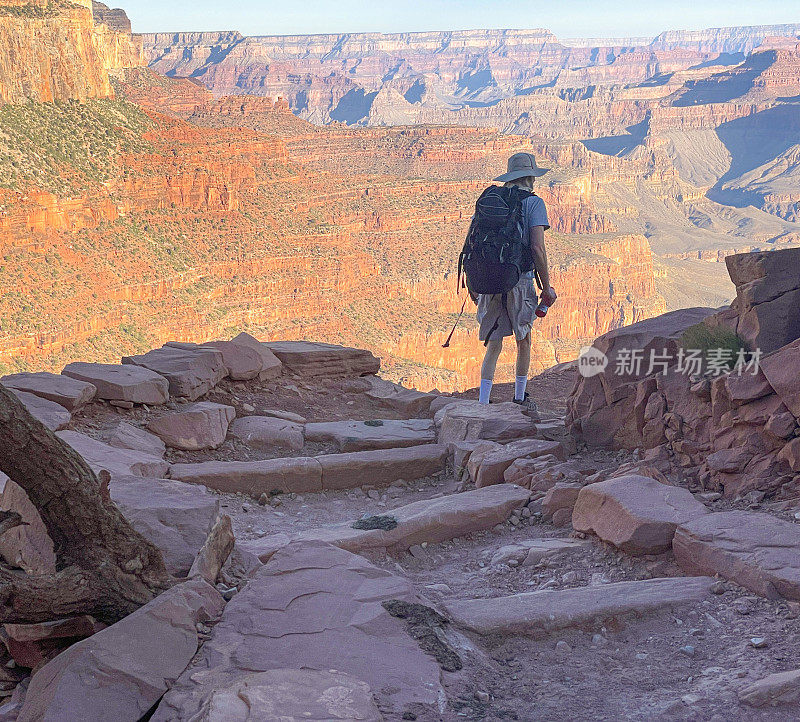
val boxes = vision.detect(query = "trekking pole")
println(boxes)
[442,297,468,348]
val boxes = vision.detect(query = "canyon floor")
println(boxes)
[6,349,797,721]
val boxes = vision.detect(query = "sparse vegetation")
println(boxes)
[0,0,78,19]
[0,99,154,193]
[680,322,748,371]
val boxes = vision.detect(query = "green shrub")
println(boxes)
[679,322,747,373]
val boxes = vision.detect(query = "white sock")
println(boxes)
[479,379,493,404]
[515,375,528,401]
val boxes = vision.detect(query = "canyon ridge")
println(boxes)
[1,2,797,389]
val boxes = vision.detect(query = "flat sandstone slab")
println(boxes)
[57,430,169,479]
[62,362,170,405]
[152,541,442,721]
[170,444,447,494]
[315,444,447,490]
[9,390,70,431]
[264,341,379,377]
[446,576,715,637]
[240,484,532,562]
[305,418,436,452]
[17,579,224,722]
[1,371,96,410]
[170,457,323,495]
[674,511,800,601]
[435,400,535,445]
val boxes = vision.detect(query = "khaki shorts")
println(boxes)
[477,272,537,342]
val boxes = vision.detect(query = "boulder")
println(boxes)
[0,473,217,578]
[445,576,715,637]
[170,457,323,495]
[3,616,105,669]
[738,669,800,707]
[435,400,535,445]
[240,484,531,561]
[465,441,502,484]
[765,411,797,440]
[122,345,227,400]
[362,376,435,417]
[566,307,716,448]
[305,418,435,452]
[185,669,381,721]
[230,416,304,451]
[56,431,169,478]
[147,402,235,450]
[475,438,566,488]
[16,579,224,722]
[229,333,283,380]
[737,289,800,355]
[1,372,96,411]
[9,390,70,431]
[542,483,582,520]
[673,511,800,600]
[110,476,219,576]
[0,474,55,574]
[61,363,169,405]
[263,341,379,377]
[316,444,448,490]
[572,475,709,555]
[778,438,800,472]
[152,542,442,720]
[760,338,800,418]
[428,396,464,416]
[198,341,264,381]
[109,422,166,458]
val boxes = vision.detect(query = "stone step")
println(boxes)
[445,576,716,637]
[61,362,170,405]
[435,399,536,445]
[475,438,567,488]
[240,484,532,562]
[304,418,436,452]
[673,511,800,601]
[263,341,380,377]
[169,444,448,495]
[153,541,444,720]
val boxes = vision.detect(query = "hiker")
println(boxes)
[461,152,557,412]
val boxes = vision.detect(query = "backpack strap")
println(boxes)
[483,291,510,347]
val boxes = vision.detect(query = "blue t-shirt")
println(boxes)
[523,195,550,236]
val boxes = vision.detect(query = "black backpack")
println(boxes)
[459,185,534,296]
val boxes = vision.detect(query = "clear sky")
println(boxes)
[120,0,800,38]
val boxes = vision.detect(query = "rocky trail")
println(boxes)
[1,326,799,720]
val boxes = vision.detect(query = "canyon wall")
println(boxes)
[0,0,140,105]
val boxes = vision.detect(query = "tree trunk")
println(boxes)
[0,386,173,624]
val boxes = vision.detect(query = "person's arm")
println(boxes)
[531,225,557,305]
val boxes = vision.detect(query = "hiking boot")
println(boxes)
[513,393,540,421]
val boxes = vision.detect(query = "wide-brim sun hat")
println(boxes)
[493,152,550,182]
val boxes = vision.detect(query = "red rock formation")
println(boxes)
[0,0,141,105]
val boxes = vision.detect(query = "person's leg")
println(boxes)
[479,338,504,404]
[514,333,531,401]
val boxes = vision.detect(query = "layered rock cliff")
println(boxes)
[0,0,140,105]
